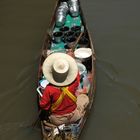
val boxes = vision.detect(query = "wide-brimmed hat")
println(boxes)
[42,52,78,86]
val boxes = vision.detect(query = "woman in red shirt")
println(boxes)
[39,53,89,125]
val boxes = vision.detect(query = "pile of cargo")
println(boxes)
[56,0,80,27]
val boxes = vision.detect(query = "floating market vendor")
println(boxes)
[39,53,89,125]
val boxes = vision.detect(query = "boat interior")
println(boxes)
[36,0,95,139]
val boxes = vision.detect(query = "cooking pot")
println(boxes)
[71,26,81,32]
[65,37,76,48]
[53,31,63,43]
[60,26,70,33]
[63,31,75,43]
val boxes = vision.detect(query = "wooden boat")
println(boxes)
[36,0,96,139]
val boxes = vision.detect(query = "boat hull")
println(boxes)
[36,0,96,139]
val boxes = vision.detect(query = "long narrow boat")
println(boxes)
[36,0,96,139]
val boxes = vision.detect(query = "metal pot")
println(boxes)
[71,26,81,32]
[63,31,75,42]
[53,31,63,43]
[65,37,76,48]
[60,26,70,33]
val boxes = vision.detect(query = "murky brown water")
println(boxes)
[0,0,140,140]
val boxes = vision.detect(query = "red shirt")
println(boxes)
[39,74,80,115]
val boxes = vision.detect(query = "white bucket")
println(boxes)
[74,48,92,61]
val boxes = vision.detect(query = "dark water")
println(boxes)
[0,0,140,140]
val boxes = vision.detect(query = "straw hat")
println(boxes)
[42,52,78,86]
